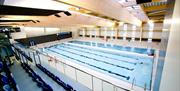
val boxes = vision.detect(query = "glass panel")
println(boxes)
[93,77,102,91]
[103,82,114,91]
[76,70,93,89]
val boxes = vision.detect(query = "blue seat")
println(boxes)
[25,68,30,73]
[1,76,9,84]
[45,71,50,75]
[37,64,75,91]
[11,78,16,85]
[37,80,44,87]
[3,84,11,91]
[50,74,55,79]
[0,62,3,70]
[43,68,48,73]
[66,84,73,91]
[55,76,61,82]
[31,73,38,81]
[36,75,43,82]
[61,82,67,88]
[43,84,53,91]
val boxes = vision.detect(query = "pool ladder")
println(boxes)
[131,77,147,91]
[144,83,147,91]
[131,77,136,90]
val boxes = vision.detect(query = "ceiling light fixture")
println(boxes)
[64,11,72,16]
[118,0,127,3]
[31,20,36,23]
[132,5,141,9]
[54,14,61,17]
[36,20,40,23]
[126,6,133,10]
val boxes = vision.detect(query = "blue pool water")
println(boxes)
[68,40,155,55]
[40,42,153,90]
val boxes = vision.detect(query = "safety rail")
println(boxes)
[11,44,150,91]
[0,46,19,91]
[35,50,130,91]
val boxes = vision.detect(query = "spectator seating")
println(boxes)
[21,63,53,91]
[36,64,75,91]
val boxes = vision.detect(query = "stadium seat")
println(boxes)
[36,64,75,91]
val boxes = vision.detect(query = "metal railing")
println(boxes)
[34,49,129,91]
[12,44,151,91]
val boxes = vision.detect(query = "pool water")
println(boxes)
[40,41,153,90]
[68,40,154,55]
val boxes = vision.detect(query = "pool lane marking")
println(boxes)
[65,43,145,64]
[69,40,153,55]
[46,48,130,80]
[50,45,134,71]
[60,44,137,65]
[54,46,134,71]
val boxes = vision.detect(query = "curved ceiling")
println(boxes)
[1,0,168,27]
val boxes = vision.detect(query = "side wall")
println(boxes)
[10,26,80,39]
[159,0,180,90]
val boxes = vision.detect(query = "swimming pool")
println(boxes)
[40,42,153,90]
[68,40,154,55]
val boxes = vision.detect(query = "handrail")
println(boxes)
[0,46,19,91]
[144,83,147,91]
[131,77,136,90]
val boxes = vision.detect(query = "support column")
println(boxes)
[104,27,107,40]
[95,30,97,38]
[82,28,85,37]
[140,26,143,42]
[131,25,136,41]
[85,28,87,37]
[99,28,101,38]
[148,21,154,43]
[111,30,113,40]
[115,28,119,39]
[123,24,127,40]
[90,30,92,38]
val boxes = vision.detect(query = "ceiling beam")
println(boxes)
[143,4,167,12]
[54,0,142,26]
[147,11,166,16]
[149,16,164,19]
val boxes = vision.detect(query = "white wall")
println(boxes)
[143,23,163,30]
[23,27,45,37]
[45,28,60,35]
[159,0,180,90]
[142,23,163,39]
[70,27,79,39]
[79,24,162,40]
[15,26,79,39]
[10,32,27,39]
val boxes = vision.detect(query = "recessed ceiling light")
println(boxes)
[64,11,72,16]
[132,5,141,9]
[118,0,126,3]
[54,14,61,17]
[126,6,133,10]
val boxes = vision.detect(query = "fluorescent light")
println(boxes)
[148,20,154,24]
[132,5,141,9]
[119,22,124,26]
[118,0,126,3]
[75,7,80,11]
[126,6,133,10]
[148,20,154,31]
[132,25,136,30]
